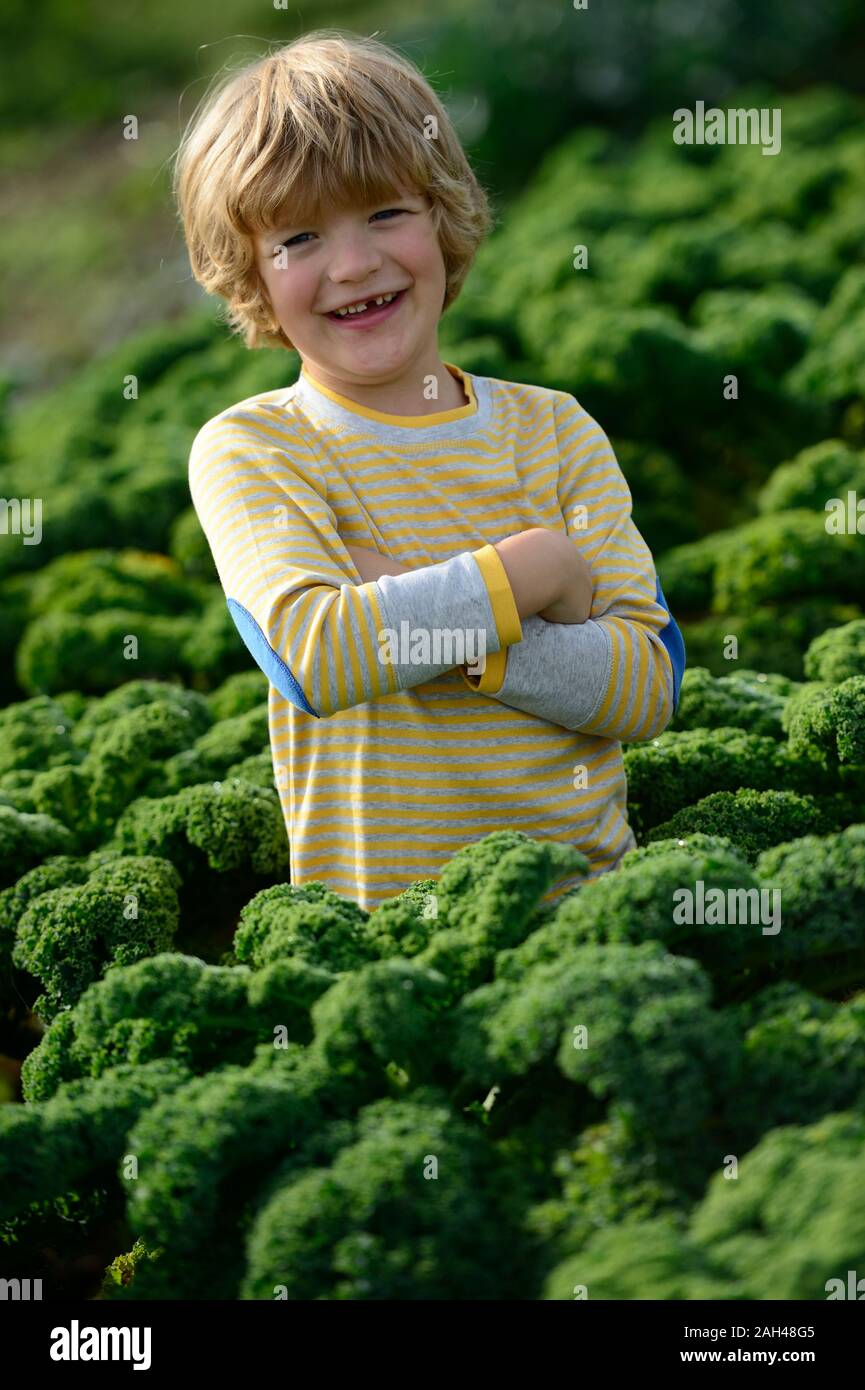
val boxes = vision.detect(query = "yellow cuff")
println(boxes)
[459,648,508,695]
[471,542,522,647]
[459,542,522,696]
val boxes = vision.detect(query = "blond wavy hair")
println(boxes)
[172,29,496,351]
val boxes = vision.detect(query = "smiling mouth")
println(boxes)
[325,288,408,325]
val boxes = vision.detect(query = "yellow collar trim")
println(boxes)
[299,362,477,426]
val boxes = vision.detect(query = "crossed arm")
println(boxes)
[344,520,679,743]
[341,402,680,741]
[344,533,592,623]
[343,532,596,716]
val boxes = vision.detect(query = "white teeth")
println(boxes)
[334,291,398,317]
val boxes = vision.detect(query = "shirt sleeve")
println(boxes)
[188,407,523,718]
[457,394,685,742]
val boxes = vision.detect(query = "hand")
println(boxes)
[537,543,593,624]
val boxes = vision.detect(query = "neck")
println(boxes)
[299,357,467,417]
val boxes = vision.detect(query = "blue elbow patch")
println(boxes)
[654,576,686,709]
[226,597,318,716]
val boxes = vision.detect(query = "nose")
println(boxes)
[326,227,383,286]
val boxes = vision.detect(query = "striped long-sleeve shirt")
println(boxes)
[187,360,686,913]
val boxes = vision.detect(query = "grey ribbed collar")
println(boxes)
[288,365,492,446]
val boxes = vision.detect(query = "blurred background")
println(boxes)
[1,0,864,699]
[3,0,865,394]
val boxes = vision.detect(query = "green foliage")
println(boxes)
[11,855,181,1018]
[0,804,75,889]
[25,549,200,620]
[524,1114,682,1261]
[677,601,863,680]
[69,679,211,752]
[645,788,838,862]
[670,667,796,738]
[804,618,865,682]
[15,764,98,845]
[207,670,269,722]
[710,510,865,611]
[85,697,216,827]
[496,835,759,984]
[755,825,865,971]
[783,675,865,768]
[787,266,865,415]
[0,854,89,1005]
[3,819,865,1298]
[110,778,291,878]
[169,506,219,581]
[1,683,214,847]
[0,694,81,777]
[0,1059,191,1225]
[543,1111,865,1300]
[454,941,739,1181]
[120,1063,325,1298]
[222,750,276,787]
[727,982,865,1136]
[179,589,250,687]
[20,951,335,1102]
[305,958,452,1106]
[621,726,824,838]
[655,531,741,613]
[412,831,589,1003]
[363,878,441,960]
[692,284,818,387]
[757,438,865,514]
[234,880,372,972]
[15,608,196,696]
[240,1092,526,1300]
[598,439,698,553]
[157,703,269,795]
[101,1239,160,1295]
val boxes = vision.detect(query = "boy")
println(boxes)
[176,31,685,913]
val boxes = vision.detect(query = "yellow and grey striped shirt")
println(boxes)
[188,360,685,913]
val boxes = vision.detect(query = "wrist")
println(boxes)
[537,536,593,624]
[492,528,571,620]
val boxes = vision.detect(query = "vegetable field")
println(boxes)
[2,85,865,1300]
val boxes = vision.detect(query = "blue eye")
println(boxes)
[272,208,407,255]
[273,232,312,254]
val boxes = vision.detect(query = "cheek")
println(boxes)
[269,270,314,318]
[398,226,445,275]
[260,265,284,310]
[270,270,296,305]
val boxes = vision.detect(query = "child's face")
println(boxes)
[255,188,447,379]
